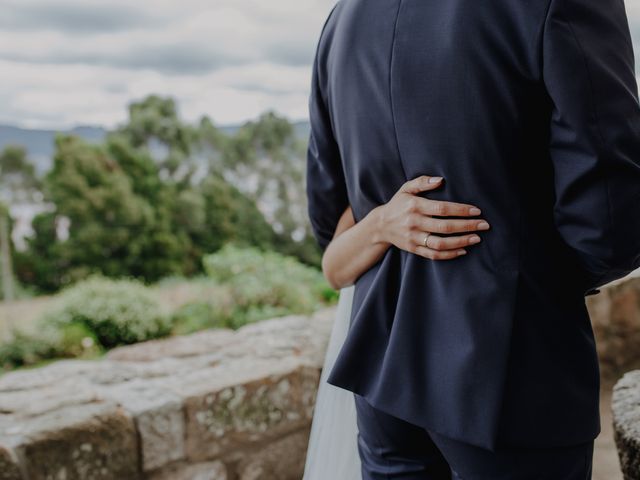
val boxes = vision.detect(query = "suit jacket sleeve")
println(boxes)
[306,4,349,253]
[543,0,640,292]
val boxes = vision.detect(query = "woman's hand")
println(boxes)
[374,175,490,260]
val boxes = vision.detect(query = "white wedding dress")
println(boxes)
[303,284,362,480]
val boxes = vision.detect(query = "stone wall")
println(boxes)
[0,274,639,480]
[612,370,640,480]
[598,274,640,480]
[0,308,335,480]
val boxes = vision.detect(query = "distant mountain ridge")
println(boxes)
[0,124,106,174]
[0,120,311,175]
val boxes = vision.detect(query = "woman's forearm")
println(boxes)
[319,175,489,290]
[321,205,391,289]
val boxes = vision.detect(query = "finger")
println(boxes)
[417,198,482,217]
[412,245,467,260]
[413,232,482,250]
[399,175,443,194]
[422,217,491,234]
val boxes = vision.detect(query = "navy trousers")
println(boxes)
[353,394,594,480]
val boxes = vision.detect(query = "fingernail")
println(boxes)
[469,236,481,244]
[478,222,490,230]
[469,207,481,215]
[457,249,467,255]
[428,176,443,183]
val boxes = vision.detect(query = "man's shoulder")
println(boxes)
[316,1,342,50]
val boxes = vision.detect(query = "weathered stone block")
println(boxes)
[147,460,227,480]
[235,427,311,480]
[0,379,99,417]
[106,329,237,362]
[181,359,320,461]
[9,402,140,480]
[612,369,640,479]
[0,444,22,480]
[97,381,185,472]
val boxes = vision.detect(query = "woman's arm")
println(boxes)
[321,204,390,290]
[321,175,490,289]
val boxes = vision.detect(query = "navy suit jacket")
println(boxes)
[306,0,640,451]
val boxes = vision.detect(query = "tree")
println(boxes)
[0,145,42,204]
[199,111,311,254]
[15,95,321,292]
[27,134,186,290]
[0,202,14,301]
[112,95,198,182]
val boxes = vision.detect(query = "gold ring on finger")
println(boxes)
[423,233,431,247]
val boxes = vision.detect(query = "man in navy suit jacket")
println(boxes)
[306,0,640,476]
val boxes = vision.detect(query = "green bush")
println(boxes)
[1,245,336,371]
[169,286,234,334]
[3,322,104,369]
[170,243,335,333]
[0,330,60,370]
[39,274,171,349]
[52,322,103,358]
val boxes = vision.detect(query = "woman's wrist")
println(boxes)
[368,204,391,246]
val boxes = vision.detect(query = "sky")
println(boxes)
[1,0,639,130]
[0,0,337,129]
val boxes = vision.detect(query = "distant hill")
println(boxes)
[0,125,106,174]
[0,119,311,175]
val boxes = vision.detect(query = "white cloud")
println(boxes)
[0,59,314,129]
[0,0,337,129]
